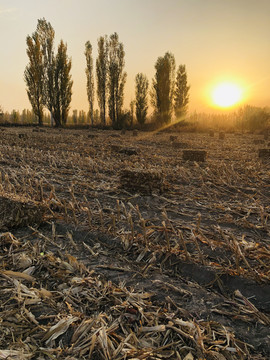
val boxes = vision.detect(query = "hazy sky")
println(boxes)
[0,0,269,114]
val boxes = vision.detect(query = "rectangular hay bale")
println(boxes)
[0,195,44,230]
[120,169,163,195]
[172,142,189,149]
[219,132,225,140]
[183,150,207,162]
[254,139,265,145]
[258,148,270,159]
[170,135,178,142]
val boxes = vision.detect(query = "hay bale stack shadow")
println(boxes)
[120,169,164,195]
[183,150,207,162]
[0,195,45,230]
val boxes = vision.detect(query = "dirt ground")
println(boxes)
[0,126,269,359]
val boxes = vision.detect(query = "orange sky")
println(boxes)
[0,0,269,114]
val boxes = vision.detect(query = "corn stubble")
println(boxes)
[0,127,269,359]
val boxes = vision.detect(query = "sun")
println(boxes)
[212,82,243,108]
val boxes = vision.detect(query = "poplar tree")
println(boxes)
[25,18,72,127]
[174,64,190,119]
[135,73,149,125]
[24,33,44,125]
[151,52,175,126]
[108,32,127,129]
[52,40,73,126]
[85,41,94,125]
[36,18,55,123]
[96,36,108,126]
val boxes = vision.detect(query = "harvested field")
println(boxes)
[0,127,269,359]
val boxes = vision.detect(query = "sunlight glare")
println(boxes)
[212,83,242,108]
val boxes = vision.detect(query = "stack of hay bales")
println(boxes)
[219,132,225,140]
[18,133,28,139]
[119,147,139,156]
[111,144,122,152]
[0,195,44,230]
[258,149,270,159]
[120,168,164,195]
[172,142,189,149]
[170,135,178,142]
[254,139,265,145]
[111,145,139,155]
[182,150,207,162]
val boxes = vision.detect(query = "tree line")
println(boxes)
[25,18,190,128]
[1,106,269,133]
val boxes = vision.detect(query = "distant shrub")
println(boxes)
[239,105,270,132]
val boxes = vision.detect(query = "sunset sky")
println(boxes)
[0,0,269,114]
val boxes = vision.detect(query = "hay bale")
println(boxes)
[258,149,270,159]
[219,132,225,140]
[172,142,189,149]
[254,139,265,145]
[119,147,140,156]
[0,195,44,230]
[120,169,163,195]
[110,144,122,152]
[170,135,178,142]
[111,145,139,155]
[183,150,207,162]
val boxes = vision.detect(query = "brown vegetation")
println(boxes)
[0,127,269,359]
